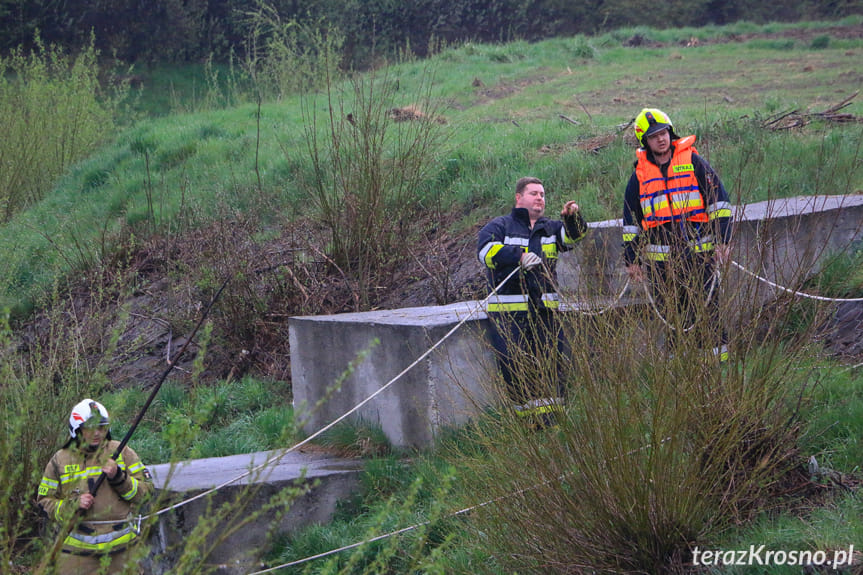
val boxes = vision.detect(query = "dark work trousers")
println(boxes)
[646,250,728,360]
[487,306,566,405]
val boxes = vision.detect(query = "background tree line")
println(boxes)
[1,0,859,69]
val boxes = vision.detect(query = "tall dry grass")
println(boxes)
[452,219,854,572]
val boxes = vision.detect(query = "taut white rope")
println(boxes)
[730,260,863,302]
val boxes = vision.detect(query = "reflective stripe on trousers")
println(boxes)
[486,293,559,312]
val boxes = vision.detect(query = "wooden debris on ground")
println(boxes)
[573,118,637,153]
[389,105,448,124]
[762,91,861,130]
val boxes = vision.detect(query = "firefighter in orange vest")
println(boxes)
[37,399,153,574]
[622,108,732,361]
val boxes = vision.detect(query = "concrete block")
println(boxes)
[145,450,363,574]
[290,301,498,449]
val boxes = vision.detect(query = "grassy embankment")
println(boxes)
[2,17,862,573]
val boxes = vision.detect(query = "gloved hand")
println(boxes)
[520,252,542,270]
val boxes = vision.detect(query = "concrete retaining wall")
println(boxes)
[562,195,863,306]
[291,195,863,449]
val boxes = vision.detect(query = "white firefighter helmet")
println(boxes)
[68,398,110,438]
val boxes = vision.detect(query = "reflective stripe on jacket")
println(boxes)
[621,135,733,266]
[478,207,587,311]
[64,523,139,554]
[486,293,560,312]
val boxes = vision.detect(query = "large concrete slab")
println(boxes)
[145,449,363,574]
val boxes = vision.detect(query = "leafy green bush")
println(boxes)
[569,37,598,59]
[0,35,122,221]
[242,6,344,101]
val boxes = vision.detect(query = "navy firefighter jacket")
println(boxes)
[477,207,587,312]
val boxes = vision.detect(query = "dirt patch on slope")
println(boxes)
[13,211,488,390]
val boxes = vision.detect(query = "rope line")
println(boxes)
[88,258,863,527]
[637,257,863,330]
[730,260,863,302]
[567,278,631,316]
[243,257,863,572]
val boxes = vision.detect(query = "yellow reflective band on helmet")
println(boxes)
[635,108,673,145]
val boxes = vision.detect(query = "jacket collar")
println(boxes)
[511,207,547,228]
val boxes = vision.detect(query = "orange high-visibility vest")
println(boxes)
[636,135,708,229]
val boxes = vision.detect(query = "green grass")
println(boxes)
[103,375,295,464]
[4,19,863,574]
[262,250,863,572]
[1,20,862,312]
[260,351,863,574]
[713,491,863,574]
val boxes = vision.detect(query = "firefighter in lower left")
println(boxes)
[37,398,153,574]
